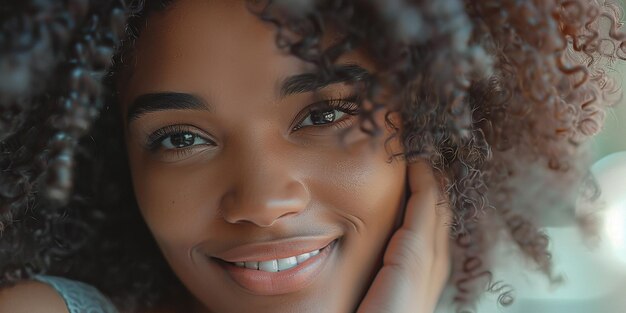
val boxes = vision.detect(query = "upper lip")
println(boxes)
[212,236,338,263]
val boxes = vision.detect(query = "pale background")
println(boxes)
[435,2,626,312]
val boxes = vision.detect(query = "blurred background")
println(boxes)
[591,56,626,161]
[436,2,626,313]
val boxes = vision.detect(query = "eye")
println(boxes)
[293,98,360,131]
[160,132,209,149]
[298,109,348,128]
[146,125,215,151]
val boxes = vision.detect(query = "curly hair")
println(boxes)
[1,0,624,312]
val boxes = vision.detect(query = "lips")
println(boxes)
[212,236,337,263]
[208,237,339,295]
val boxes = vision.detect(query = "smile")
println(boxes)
[210,238,339,296]
[228,248,322,272]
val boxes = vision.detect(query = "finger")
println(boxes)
[405,160,451,312]
[357,161,442,313]
[381,160,439,270]
[385,159,441,269]
[432,198,452,272]
[426,197,453,312]
[407,159,451,260]
[402,160,440,234]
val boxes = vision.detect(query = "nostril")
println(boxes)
[276,211,299,220]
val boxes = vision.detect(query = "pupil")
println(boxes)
[311,110,335,125]
[170,133,195,148]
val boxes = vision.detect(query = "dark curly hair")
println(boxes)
[1,0,624,312]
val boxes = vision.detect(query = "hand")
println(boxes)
[357,160,452,313]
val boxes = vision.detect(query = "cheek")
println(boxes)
[302,126,407,309]
[314,113,407,232]
[312,143,406,232]
[127,150,226,250]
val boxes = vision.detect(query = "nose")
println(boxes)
[220,147,310,227]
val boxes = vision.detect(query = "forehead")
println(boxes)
[123,0,309,105]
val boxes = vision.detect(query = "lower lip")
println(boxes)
[213,240,337,296]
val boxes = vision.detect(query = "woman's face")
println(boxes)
[122,0,407,312]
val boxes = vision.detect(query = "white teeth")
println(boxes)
[244,261,258,270]
[231,248,322,272]
[277,256,298,271]
[258,260,279,272]
[295,253,310,263]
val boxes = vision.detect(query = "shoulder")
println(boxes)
[0,275,120,313]
[0,279,69,313]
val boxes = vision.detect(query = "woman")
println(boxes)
[0,0,623,312]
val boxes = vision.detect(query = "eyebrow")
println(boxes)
[127,92,209,124]
[279,64,371,98]
[126,64,371,124]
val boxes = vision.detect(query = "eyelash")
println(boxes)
[291,96,361,131]
[145,95,362,152]
[146,124,215,152]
